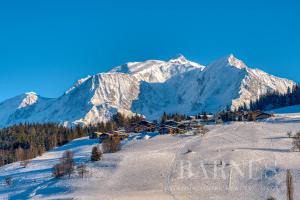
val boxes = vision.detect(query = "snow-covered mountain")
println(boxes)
[131,54,295,119]
[0,92,54,127]
[0,54,296,127]
[109,54,205,83]
[2,73,141,127]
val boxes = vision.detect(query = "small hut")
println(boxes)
[89,132,102,139]
[98,133,111,142]
[256,112,272,120]
[159,126,177,135]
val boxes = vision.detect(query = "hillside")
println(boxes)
[1,114,300,199]
[270,105,300,114]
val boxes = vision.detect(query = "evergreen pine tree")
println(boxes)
[91,146,102,161]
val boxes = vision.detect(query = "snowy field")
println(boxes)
[1,114,300,200]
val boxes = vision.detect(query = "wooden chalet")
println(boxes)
[126,120,157,133]
[159,121,188,135]
[216,110,272,122]
[98,132,111,141]
[255,112,272,120]
[177,121,200,130]
[177,123,190,130]
[89,132,103,139]
[98,131,129,143]
[159,126,178,135]
[113,131,129,140]
[162,120,179,127]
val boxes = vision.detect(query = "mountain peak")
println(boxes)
[207,54,247,71]
[108,55,204,83]
[169,54,188,64]
[227,54,247,69]
[25,91,37,96]
[18,92,39,109]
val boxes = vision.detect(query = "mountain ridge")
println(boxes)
[0,54,296,127]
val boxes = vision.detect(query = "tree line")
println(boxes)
[0,123,89,166]
[238,84,300,111]
[0,113,143,166]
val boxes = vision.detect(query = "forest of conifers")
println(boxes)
[0,113,143,166]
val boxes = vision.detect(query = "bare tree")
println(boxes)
[292,132,300,151]
[77,164,88,179]
[287,130,292,138]
[61,151,74,178]
[286,169,294,200]
[52,150,75,178]
[53,163,64,178]
[102,136,121,153]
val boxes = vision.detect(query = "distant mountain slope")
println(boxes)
[132,55,295,119]
[3,73,141,127]
[0,54,295,127]
[0,92,53,127]
[270,105,300,114]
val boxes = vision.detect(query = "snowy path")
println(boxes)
[164,134,202,200]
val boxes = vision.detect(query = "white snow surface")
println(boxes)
[0,54,296,126]
[1,115,300,199]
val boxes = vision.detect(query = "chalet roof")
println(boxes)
[138,120,155,126]
[113,130,129,135]
[165,120,178,122]
[92,132,103,134]
[177,123,189,127]
[99,132,111,135]
[160,125,177,129]
[256,112,272,116]
[163,120,179,125]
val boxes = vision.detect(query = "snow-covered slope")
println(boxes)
[51,73,141,125]
[65,75,92,95]
[0,54,296,126]
[270,105,300,114]
[1,115,300,200]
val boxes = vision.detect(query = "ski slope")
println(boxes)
[1,114,300,199]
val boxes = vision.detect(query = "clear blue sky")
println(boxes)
[0,0,299,102]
